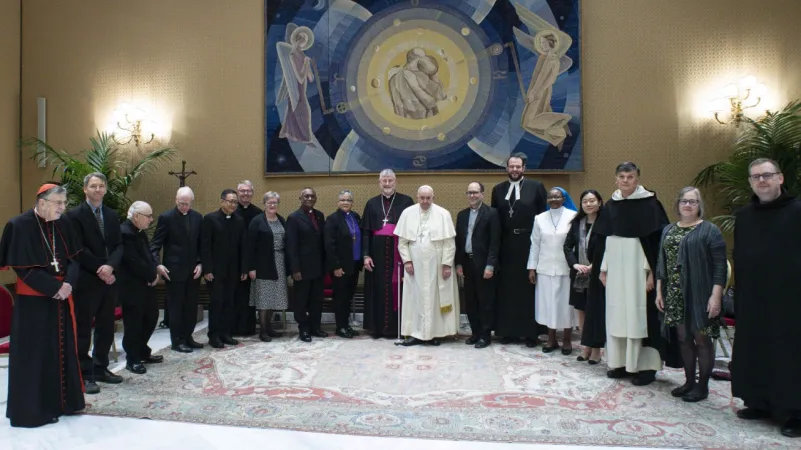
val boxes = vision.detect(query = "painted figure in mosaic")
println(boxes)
[277,24,315,144]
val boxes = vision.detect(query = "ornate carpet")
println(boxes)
[85,332,790,448]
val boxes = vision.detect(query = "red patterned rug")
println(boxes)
[84,332,791,448]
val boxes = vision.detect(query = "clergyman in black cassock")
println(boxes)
[64,173,124,391]
[490,154,547,345]
[0,184,85,428]
[150,187,204,353]
[732,159,801,438]
[232,181,261,336]
[118,203,161,374]
[455,182,500,348]
[361,170,414,339]
[286,188,327,342]
[201,190,247,348]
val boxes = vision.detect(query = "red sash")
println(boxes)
[16,276,85,393]
[373,224,401,311]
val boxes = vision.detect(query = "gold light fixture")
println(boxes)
[708,76,766,126]
[111,104,155,146]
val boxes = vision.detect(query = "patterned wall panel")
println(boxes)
[16,0,801,223]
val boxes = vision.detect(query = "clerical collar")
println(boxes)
[470,202,482,211]
[220,209,231,219]
[240,203,250,209]
[382,192,395,200]
[505,178,524,201]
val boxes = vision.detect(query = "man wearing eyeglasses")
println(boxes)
[286,187,327,342]
[232,180,262,337]
[150,186,204,353]
[118,201,162,375]
[201,189,248,349]
[65,172,124,394]
[455,182,500,348]
[731,158,801,438]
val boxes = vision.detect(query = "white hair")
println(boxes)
[379,169,396,179]
[237,180,254,189]
[176,186,195,200]
[417,185,434,195]
[127,201,152,219]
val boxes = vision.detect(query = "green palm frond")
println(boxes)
[693,100,801,234]
[22,130,178,218]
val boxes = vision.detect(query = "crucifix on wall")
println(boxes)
[168,160,197,187]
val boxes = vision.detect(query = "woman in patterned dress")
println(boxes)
[247,191,290,342]
[655,187,727,402]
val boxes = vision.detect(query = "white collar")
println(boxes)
[505,178,523,200]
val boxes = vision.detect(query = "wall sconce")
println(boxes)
[708,76,766,126]
[111,104,155,146]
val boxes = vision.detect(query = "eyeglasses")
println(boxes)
[265,202,279,206]
[44,199,68,206]
[176,201,192,207]
[339,198,353,203]
[223,199,239,205]
[237,189,253,194]
[465,191,482,195]
[136,212,154,219]
[679,199,699,206]
[749,172,780,181]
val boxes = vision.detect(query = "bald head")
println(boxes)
[417,185,434,210]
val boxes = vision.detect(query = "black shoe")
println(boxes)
[346,327,360,336]
[187,340,205,349]
[265,329,283,338]
[259,333,272,342]
[631,370,656,386]
[525,338,539,348]
[542,344,560,353]
[126,363,147,374]
[84,380,100,394]
[49,417,59,424]
[588,359,601,365]
[401,337,423,346]
[209,336,225,349]
[607,367,631,379]
[781,418,801,438]
[474,338,491,349]
[561,347,573,356]
[681,386,709,403]
[335,328,354,338]
[371,333,383,339]
[172,344,193,353]
[95,368,123,384]
[311,329,329,338]
[220,335,239,345]
[671,382,695,397]
[299,331,312,342]
[143,355,163,364]
[429,338,441,346]
[465,336,479,345]
[736,407,771,420]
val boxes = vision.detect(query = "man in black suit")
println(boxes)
[286,187,326,342]
[456,182,501,348]
[150,186,204,353]
[118,201,162,375]
[324,189,362,339]
[201,189,247,349]
[65,172,124,394]
[490,152,548,346]
[232,180,261,336]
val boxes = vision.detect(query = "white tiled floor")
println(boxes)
[0,313,670,449]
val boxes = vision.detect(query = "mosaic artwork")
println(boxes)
[264,0,582,174]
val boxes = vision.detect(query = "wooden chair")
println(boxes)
[716,260,734,357]
[91,306,122,363]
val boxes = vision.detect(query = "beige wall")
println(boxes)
[0,0,20,284]
[14,0,801,222]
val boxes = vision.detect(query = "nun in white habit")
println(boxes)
[527,187,578,354]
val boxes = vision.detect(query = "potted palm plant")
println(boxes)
[23,130,177,219]
[693,100,801,233]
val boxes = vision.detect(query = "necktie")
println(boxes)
[95,207,105,238]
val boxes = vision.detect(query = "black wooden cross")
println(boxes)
[168,160,197,187]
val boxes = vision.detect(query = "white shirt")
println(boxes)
[527,207,577,276]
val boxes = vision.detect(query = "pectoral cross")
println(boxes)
[51,257,60,273]
[509,209,514,218]
[382,218,389,226]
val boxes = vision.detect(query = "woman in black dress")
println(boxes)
[563,189,605,364]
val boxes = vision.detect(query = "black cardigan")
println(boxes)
[246,213,289,280]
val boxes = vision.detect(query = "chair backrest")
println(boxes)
[0,285,13,339]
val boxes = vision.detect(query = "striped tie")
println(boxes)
[95,207,105,238]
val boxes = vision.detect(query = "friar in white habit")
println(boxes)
[394,185,460,346]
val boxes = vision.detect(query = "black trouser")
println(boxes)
[232,278,256,335]
[120,285,159,364]
[463,259,495,340]
[166,278,200,345]
[207,276,238,338]
[332,262,360,329]
[74,277,117,379]
[293,277,324,332]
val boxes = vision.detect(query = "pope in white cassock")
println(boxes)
[394,185,460,346]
